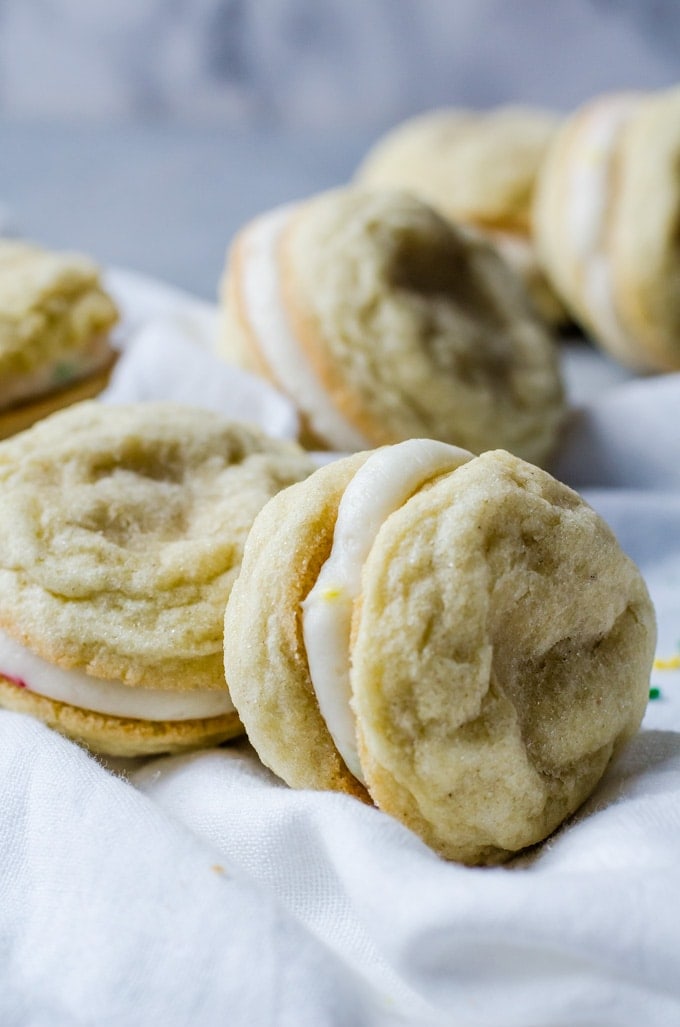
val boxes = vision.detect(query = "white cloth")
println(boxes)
[1,276,679,1026]
[102,270,300,441]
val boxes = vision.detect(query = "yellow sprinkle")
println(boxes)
[653,655,680,671]
[322,587,344,602]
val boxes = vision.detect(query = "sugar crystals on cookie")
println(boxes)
[224,441,656,864]
[0,401,316,757]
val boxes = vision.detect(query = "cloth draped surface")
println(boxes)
[1,270,679,1027]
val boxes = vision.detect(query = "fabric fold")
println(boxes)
[1,270,679,1026]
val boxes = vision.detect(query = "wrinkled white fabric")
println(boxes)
[1,277,679,1026]
[102,268,300,439]
[553,371,680,490]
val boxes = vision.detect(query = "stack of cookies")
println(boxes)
[355,105,568,327]
[0,240,119,437]
[0,401,656,864]
[224,440,655,864]
[0,402,315,757]
[0,84,666,865]
[533,85,680,371]
[218,187,566,464]
[348,83,680,373]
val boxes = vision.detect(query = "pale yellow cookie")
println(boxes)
[355,107,567,325]
[534,85,680,371]
[0,401,316,756]
[357,107,557,234]
[225,441,656,864]
[0,239,119,433]
[219,188,565,465]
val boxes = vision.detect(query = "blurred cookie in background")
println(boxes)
[355,106,569,327]
[534,84,680,372]
[0,239,119,438]
[218,187,565,465]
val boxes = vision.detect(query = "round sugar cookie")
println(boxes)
[356,106,558,235]
[355,106,567,325]
[225,442,656,864]
[0,400,316,757]
[219,188,565,465]
[534,84,680,371]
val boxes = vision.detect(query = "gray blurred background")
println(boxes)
[1,0,679,296]
[2,0,679,127]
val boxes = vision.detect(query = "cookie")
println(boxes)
[355,106,567,325]
[0,240,119,436]
[533,86,680,371]
[0,401,316,757]
[219,188,565,465]
[224,440,656,864]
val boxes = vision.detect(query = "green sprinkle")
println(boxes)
[649,687,662,700]
[52,362,75,384]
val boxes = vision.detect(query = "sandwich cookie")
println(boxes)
[0,240,119,437]
[219,188,565,465]
[534,85,680,371]
[224,440,656,864]
[0,401,316,756]
[355,107,567,325]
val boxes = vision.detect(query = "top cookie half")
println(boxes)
[0,401,315,693]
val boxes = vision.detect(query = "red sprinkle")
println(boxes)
[2,672,27,689]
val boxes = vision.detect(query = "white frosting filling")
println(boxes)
[0,333,114,411]
[240,205,371,451]
[565,95,642,361]
[301,439,473,783]
[0,628,234,722]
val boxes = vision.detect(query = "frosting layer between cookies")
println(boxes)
[240,205,371,451]
[565,95,641,363]
[302,439,472,783]
[0,333,115,411]
[0,628,235,722]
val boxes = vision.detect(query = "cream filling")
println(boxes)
[301,439,473,783]
[0,628,235,722]
[0,333,114,411]
[565,95,642,363]
[240,205,371,451]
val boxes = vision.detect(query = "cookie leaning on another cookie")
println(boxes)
[224,441,656,864]
[356,106,557,235]
[355,106,567,326]
[0,240,119,437]
[0,401,316,757]
[534,85,680,371]
[219,188,565,465]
